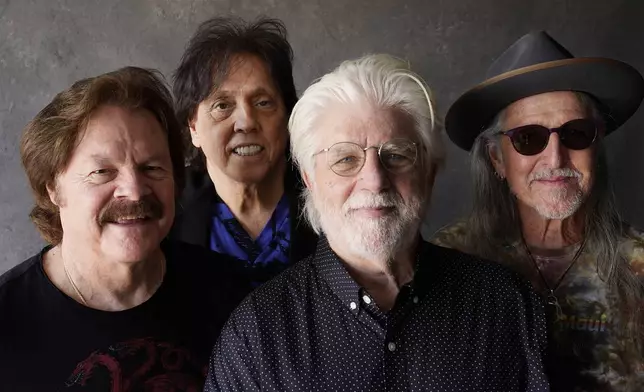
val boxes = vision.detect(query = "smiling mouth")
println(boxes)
[535,176,575,183]
[232,144,264,156]
[111,216,152,225]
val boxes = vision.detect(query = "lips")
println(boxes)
[232,144,264,156]
[536,176,572,182]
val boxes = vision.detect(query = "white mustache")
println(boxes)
[529,168,582,182]
[343,193,400,212]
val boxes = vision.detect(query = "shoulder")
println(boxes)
[170,167,214,243]
[177,166,213,207]
[619,224,644,274]
[163,239,244,274]
[425,241,534,297]
[0,251,45,300]
[229,254,314,318]
[428,220,470,251]
[163,240,249,289]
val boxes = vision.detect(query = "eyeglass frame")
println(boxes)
[496,118,600,156]
[313,138,419,177]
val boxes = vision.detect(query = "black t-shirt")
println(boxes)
[0,240,250,391]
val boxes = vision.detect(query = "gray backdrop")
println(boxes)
[1,0,643,273]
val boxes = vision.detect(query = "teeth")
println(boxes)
[117,216,146,222]
[233,145,263,156]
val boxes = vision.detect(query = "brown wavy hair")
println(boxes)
[20,67,185,245]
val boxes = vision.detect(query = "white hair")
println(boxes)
[288,54,445,233]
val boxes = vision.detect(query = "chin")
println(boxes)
[534,202,581,220]
[104,243,159,264]
[102,231,164,263]
[228,167,271,184]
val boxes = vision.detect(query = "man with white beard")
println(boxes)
[205,54,550,392]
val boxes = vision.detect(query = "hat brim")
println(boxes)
[445,58,644,151]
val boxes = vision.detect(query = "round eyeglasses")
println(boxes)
[499,118,599,156]
[315,139,418,177]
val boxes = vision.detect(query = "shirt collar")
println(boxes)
[313,237,363,314]
[313,236,437,311]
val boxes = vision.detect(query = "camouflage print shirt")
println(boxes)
[431,221,644,392]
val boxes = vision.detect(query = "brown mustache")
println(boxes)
[99,196,163,225]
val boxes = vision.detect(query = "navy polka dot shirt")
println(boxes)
[206,237,550,391]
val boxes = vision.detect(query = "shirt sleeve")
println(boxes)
[204,301,261,392]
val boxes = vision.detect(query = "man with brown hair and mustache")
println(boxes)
[0,67,249,390]
[432,31,644,391]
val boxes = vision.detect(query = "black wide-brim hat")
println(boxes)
[445,31,644,151]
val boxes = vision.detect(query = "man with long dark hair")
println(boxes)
[433,31,644,391]
[171,17,317,286]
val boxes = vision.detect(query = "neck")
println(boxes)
[207,159,286,217]
[333,236,419,311]
[45,241,165,311]
[518,202,585,249]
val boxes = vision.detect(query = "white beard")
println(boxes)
[313,190,423,262]
[527,168,585,220]
[533,186,584,220]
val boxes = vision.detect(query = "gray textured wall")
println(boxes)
[1,0,643,273]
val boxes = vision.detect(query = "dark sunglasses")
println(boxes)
[499,118,599,156]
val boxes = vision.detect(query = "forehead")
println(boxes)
[73,105,167,159]
[503,91,587,129]
[215,54,277,94]
[315,102,416,147]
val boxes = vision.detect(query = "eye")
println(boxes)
[335,156,358,165]
[256,99,273,108]
[212,101,232,110]
[90,169,112,176]
[88,168,115,184]
[142,165,168,179]
[383,153,406,161]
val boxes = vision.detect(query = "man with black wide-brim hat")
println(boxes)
[432,31,644,390]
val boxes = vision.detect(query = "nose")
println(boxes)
[233,102,259,134]
[113,169,152,201]
[357,149,391,193]
[540,132,567,168]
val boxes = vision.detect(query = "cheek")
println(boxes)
[60,187,110,225]
[313,166,354,205]
[570,150,595,185]
[194,117,233,159]
[504,154,537,192]
[261,115,288,153]
[393,175,420,200]
[154,180,176,213]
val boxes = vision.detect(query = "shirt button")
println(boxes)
[349,302,357,310]
[412,296,419,304]
[387,342,397,352]
[362,295,372,304]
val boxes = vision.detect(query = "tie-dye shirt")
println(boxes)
[431,222,644,392]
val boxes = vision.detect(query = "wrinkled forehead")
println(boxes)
[208,54,279,98]
[502,91,588,129]
[313,102,417,150]
[72,106,168,162]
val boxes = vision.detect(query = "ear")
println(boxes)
[188,113,201,149]
[46,182,60,207]
[302,170,314,190]
[487,143,506,179]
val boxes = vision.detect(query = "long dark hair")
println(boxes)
[173,16,297,169]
